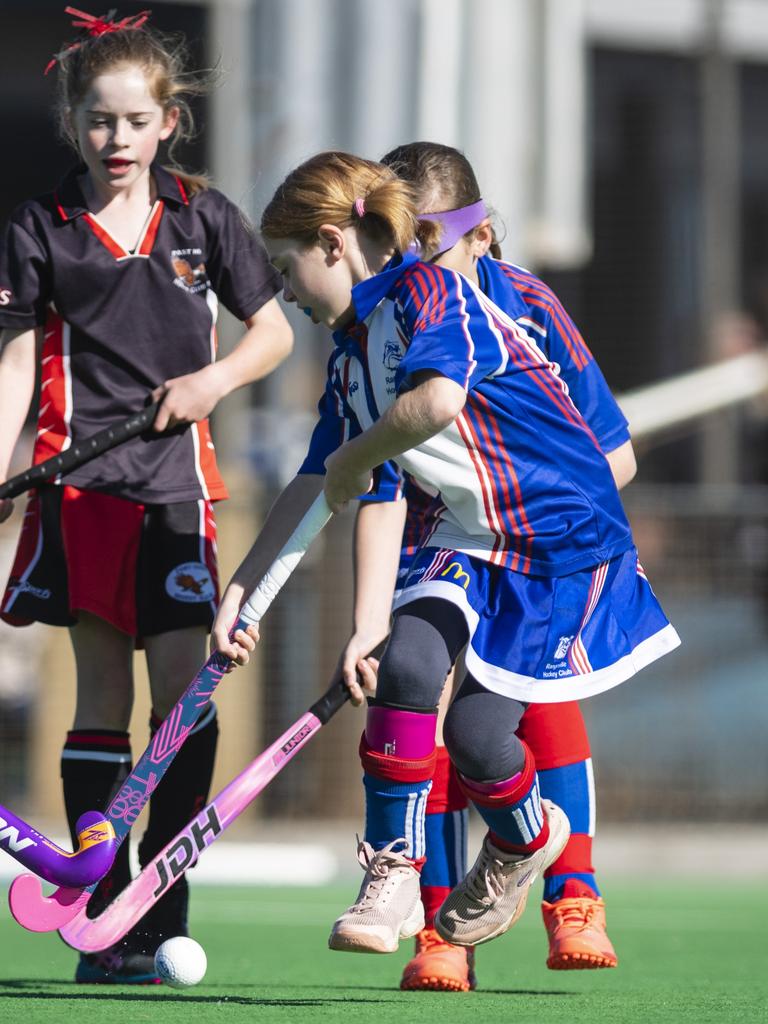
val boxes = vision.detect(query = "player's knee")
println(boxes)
[375,600,464,709]
[375,643,444,709]
[443,698,526,782]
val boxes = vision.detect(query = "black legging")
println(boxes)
[376,598,527,782]
[375,598,468,709]
[444,672,527,781]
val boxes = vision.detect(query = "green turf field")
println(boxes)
[0,880,764,1024]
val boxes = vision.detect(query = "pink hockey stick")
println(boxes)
[8,493,333,932]
[59,678,349,951]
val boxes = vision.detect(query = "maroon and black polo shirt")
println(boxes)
[0,163,281,503]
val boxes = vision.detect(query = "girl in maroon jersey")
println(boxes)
[0,8,292,983]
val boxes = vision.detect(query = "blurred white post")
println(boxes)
[415,0,464,144]
[263,0,336,174]
[249,0,338,417]
[205,0,266,788]
[462,0,535,262]
[348,0,416,156]
[208,0,255,467]
[700,0,741,484]
[527,0,590,267]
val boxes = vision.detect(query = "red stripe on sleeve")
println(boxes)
[501,265,591,370]
[420,263,449,329]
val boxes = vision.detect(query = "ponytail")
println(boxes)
[261,151,441,255]
[382,141,503,258]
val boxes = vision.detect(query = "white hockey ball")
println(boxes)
[154,936,207,988]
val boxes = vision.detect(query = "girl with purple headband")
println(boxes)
[0,7,292,983]
[212,149,678,961]
[340,141,638,991]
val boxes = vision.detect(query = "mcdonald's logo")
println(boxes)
[440,562,470,590]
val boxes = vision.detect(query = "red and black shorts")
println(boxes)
[0,486,219,638]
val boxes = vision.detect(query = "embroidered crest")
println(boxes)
[382,339,403,370]
[170,248,209,293]
[165,562,215,603]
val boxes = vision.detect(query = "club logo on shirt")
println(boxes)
[165,562,216,603]
[170,248,209,294]
[382,340,403,370]
[0,288,12,306]
[553,635,574,660]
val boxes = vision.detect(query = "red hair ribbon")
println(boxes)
[44,7,152,75]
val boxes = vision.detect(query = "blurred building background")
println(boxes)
[1,0,768,838]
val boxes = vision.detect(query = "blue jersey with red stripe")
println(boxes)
[396,475,445,557]
[477,256,629,454]
[300,251,633,575]
[372,256,631,556]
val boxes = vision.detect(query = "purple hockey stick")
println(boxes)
[0,403,160,895]
[59,678,349,951]
[0,808,116,888]
[8,493,333,933]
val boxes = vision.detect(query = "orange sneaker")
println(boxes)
[542,887,618,970]
[400,927,476,992]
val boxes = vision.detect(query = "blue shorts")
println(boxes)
[394,549,416,596]
[392,546,680,703]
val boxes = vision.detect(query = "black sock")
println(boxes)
[133,703,219,945]
[61,729,132,920]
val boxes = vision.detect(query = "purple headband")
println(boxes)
[419,199,488,254]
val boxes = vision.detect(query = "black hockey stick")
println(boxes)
[0,402,160,500]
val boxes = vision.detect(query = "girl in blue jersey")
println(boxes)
[212,150,679,955]
[343,142,635,989]
[0,9,292,983]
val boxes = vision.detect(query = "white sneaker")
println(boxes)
[435,799,570,947]
[328,838,424,954]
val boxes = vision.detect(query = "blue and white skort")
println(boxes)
[392,545,680,703]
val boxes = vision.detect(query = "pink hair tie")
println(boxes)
[353,197,366,218]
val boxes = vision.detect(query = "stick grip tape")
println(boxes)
[0,401,160,500]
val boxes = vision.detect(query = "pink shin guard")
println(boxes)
[459,770,525,801]
[458,741,536,808]
[365,706,437,760]
[458,744,550,853]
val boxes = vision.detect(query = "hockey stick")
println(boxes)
[0,402,160,500]
[60,675,351,951]
[0,808,116,888]
[8,493,334,932]
[0,401,159,888]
